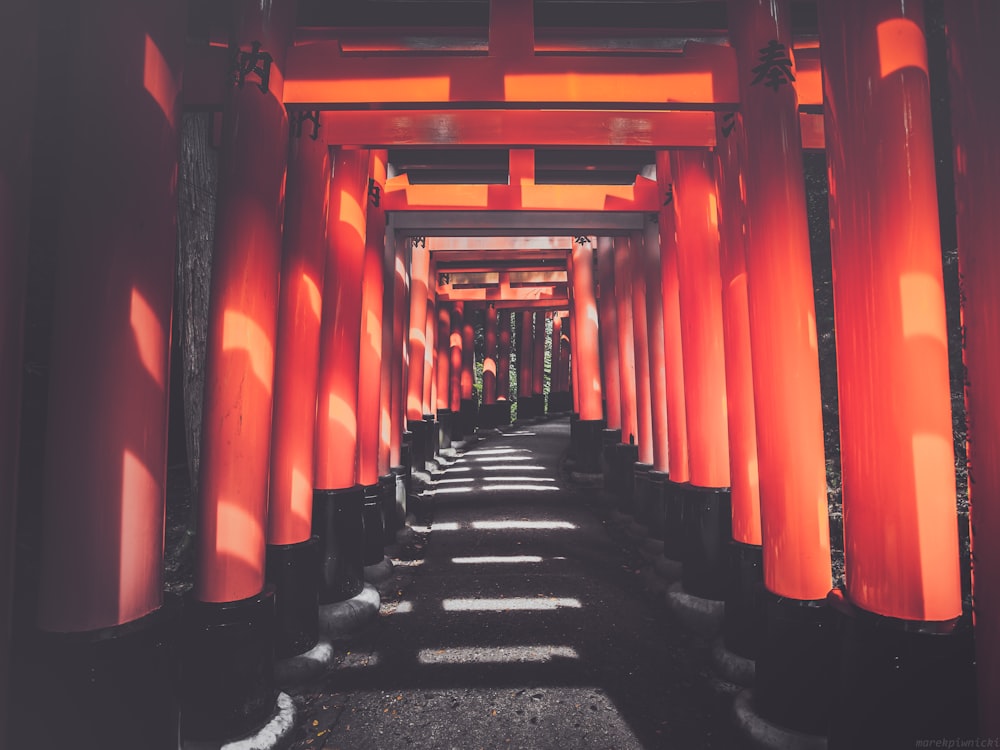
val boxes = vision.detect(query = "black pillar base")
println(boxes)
[379,473,397,543]
[614,443,639,513]
[496,399,511,426]
[265,538,320,659]
[532,393,545,417]
[436,408,453,450]
[548,391,572,413]
[600,428,622,489]
[312,486,365,604]
[569,412,580,458]
[680,485,732,600]
[754,592,835,736]
[25,604,179,750]
[459,398,477,437]
[181,589,277,742]
[827,590,977,748]
[723,541,765,660]
[478,401,498,429]
[575,418,605,468]
[401,431,413,495]
[407,419,428,473]
[424,414,440,461]
[361,483,386,566]
[647,470,668,541]
[662,479,688,561]
[633,462,654,528]
[390,466,408,531]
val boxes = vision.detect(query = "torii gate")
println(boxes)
[1,1,997,748]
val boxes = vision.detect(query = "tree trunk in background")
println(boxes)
[176,111,217,529]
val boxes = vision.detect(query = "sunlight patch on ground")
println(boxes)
[463,448,528,456]
[443,597,581,611]
[477,464,546,472]
[451,555,544,564]
[417,645,579,665]
[479,484,559,492]
[472,520,578,530]
[482,476,555,483]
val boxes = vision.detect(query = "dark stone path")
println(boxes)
[288,418,737,749]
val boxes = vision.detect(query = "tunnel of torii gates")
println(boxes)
[1,0,999,747]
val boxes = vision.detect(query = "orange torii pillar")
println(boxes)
[481,303,499,427]
[27,2,182,746]
[629,229,656,526]
[558,312,572,398]
[388,230,410,531]
[670,150,732,604]
[820,2,974,744]
[640,216,671,541]
[948,3,1000,735]
[497,309,513,425]
[313,149,370,622]
[549,311,570,413]
[568,258,582,421]
[597,238,622,440]
[406,238,431,471]
[424,260,440,457]
[517,310,535,420]
[568,237,605,472]
[656,153,692,563]
[436,301,453,449]
[531,311,547,416]
[713,113,765,660]
[265,122,329,661]
[0,2,36,740]
[448,302,464,439]
[357,150,388,573]
[379,229,398,539]
[729,0,833,735]
[460,306,477,434]
[613,236,640,506]
[184,0,297,742]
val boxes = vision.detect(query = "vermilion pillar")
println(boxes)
[449,302,464,414]
[424,262,437,417]
[30,1,183,745]
[379,229,394,480]
[435,299,452,448]
[614,237,639,445]
[497,310,512,421]
[729,0,831,735]
[670,149,731,601]
[713,113,764,659]
[948,3,1000,734]
[568,237,604,467]
[1,3,36,741]
[312,148,370,611]
[558,313,571,395]
[461,307,475,403]
[641,219,669,472]
[532,311,547,413]
[357,151,387,488]
[568,259,581,417]
[406,240,429,424]
[388,229,409,528]
[629,231,654,467]
[265,120,330,657]
[517,310,534,417]
[357,151,387,568]
[596,238,622,432]
[483,305,498,405]
[820,2,972,744]
[657,154,690,486]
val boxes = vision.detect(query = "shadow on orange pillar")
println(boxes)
[820,1,972,744]
[630,231,654,467]
[357,150,387,489]
[389,231,408,468]
[378,229,395,480]
[728,0,831,736]
[614,236,638,445]
[642,218,669,473]
[568,258,581,417]
[596,237,622,432]
[424,261,437,417]
[948,3,1000,735]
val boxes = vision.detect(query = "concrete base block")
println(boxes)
[711,636,755,688]
[184,693,297,750]
[733,690,828,750]
[363,556,394,585]
[318,584,381,640]
[274,641,335,688]
[666,580,724,637]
